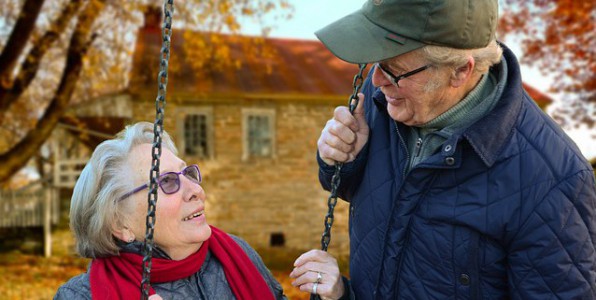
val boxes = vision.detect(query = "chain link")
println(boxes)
[141,1,174,299]
[320,63,366,251]
[311,63,367,300]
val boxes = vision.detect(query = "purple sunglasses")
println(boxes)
[119,165,202,201]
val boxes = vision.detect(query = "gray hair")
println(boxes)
[419,39,503,93]
[421,39,503,76]
[70,122,177,258]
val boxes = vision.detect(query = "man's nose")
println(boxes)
[371,65,391,87]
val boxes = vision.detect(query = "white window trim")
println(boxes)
[176,106,214,159]
[242,108,276,161]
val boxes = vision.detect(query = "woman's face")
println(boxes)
[123,143,211,260]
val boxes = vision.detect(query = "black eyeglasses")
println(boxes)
[376,63,431,87]
[119,165,202,201]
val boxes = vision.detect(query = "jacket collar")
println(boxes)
[462,44,523,167]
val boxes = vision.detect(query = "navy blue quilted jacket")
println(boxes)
[319,45,596,299]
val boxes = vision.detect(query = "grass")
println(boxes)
[0,227,348,299]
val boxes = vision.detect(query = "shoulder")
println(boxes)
[513,98,592,178]
[225,234,287,299]
[54,273,91,300]
[228,234,260,260]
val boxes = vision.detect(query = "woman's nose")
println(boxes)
[181,176,205,202]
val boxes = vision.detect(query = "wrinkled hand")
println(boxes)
[318,93,369,166]
[290,249,345,300]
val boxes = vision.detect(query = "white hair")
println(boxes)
[420,40,503,92]
[70,122,177,258]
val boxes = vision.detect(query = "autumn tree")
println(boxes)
[0,0,291,184]
[498,0,595,128]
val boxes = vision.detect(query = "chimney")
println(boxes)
[142,6,162,33]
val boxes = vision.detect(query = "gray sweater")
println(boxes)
[54,235,287,299]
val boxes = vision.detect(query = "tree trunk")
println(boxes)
[0,0,106,184]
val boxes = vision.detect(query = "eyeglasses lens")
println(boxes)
[183,166,201,184]
[159,173,180,194]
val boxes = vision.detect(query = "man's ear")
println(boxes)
[450,56,475,88]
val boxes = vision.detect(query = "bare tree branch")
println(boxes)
[0,0,106,183]
[0,0,44,88]
[0,0,84,113]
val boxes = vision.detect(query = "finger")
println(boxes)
[333,106,359,132]
[328,121,357,145]
[319,126,354,153]
[291,261,325,280]
[294,249,329,267]
[325,132,355,154]
[298,282,334,298]
[291,270,322,286]
[353,93,365,116]
[318,143,349,164]
[298,282,318,294]
[291,260,339,283]
[148,294,163,300]
[353,93,368,132]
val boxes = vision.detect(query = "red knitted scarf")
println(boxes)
[90,226,275,300]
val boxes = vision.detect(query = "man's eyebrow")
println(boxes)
[381,60,406,73]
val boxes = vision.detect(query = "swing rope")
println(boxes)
[141,1,174,299]
[312,63,367,300]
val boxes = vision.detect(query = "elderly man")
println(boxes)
[313,0,596,299]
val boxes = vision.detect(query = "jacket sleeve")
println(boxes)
[317,145,369,202]
[53,274,92,300]
[337,276,356,300]
[507,170,596,299]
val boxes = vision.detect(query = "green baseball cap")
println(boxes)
[315,0,498,64]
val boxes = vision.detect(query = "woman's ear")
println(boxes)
[450,56,475,88]
[112,225,136,243]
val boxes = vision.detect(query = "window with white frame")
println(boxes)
[177,107,213,159]
[243,108,275,159]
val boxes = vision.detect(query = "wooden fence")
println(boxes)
[0,182,59,257]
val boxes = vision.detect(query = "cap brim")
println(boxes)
[315,11,425,64]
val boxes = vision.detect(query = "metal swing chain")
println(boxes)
[312,63,367,300]
[141,1,174,300]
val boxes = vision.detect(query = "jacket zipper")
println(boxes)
[415,137,423,157]
[393,120,409,178]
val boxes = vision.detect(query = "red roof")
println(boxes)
[129,8,552,107]
[130,28,367,98]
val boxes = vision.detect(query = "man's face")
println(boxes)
[372,50,458,126]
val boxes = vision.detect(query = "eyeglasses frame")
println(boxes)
[376,62,431,87]
[119,164,202,201]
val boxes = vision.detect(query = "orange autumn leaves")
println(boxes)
[499,0,595,127]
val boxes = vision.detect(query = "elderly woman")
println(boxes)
[54,122,286,299]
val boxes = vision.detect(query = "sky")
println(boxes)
[240,0,595,160]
